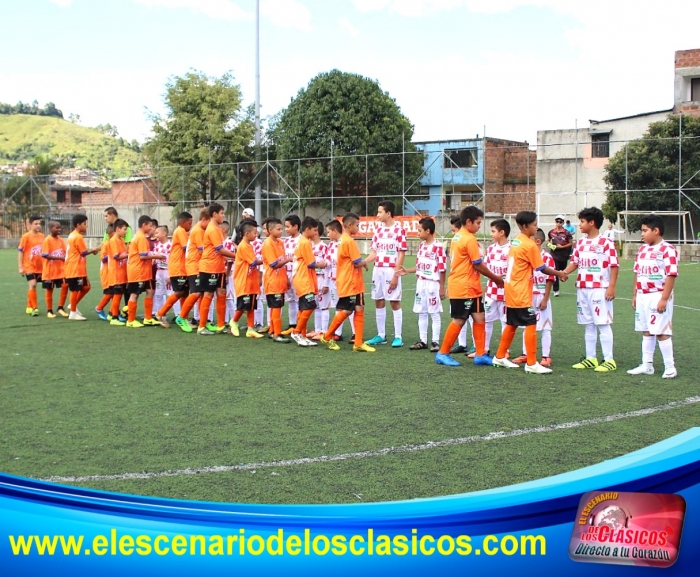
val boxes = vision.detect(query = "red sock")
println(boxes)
[45,289,54,311]
[29,288,37,309]
[97,294,111,312]
[59,283,68,308]
[525,324,538,365]
[158,293,180,317]
[199,296,213,329]
[324,311,350,340]
[70,291,79,312]
[353,309,365,346]
[473,321,486,356]
[144,297,154,320]
[27,288,32,309]
[110,294,121,317]
[216,295,226,328]
[271,308,282,336]
[439,321,463,354]
[496,325,517,358]
[233,310,243,323]
[128,301,137,323]
[295,309,313,336]
[246,310,254,329]
[178,293,200,319]
[77,285,91,306]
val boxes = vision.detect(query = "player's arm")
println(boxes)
[139,252,165,261]
[474,262,503,286]
[657,275,676,313]
[540,279,553,310]
[363,249,377,265]
[540,264,567,282]
[438,270,446,300]
[17,244,24,274]
[217,246,236,259]
[605,265,619,301]
[563,259,578,275]
[631,273,638,309]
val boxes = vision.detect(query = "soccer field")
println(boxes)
[1,249,698,505]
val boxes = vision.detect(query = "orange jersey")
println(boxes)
[41,235,66,281]
[199,221,226,274]
[108,235,128,286]
[65,231,88,279]
[168,226,189,278]
[234,240,260,296]
[292,236,318,297]
[448,227,484,299]
[504,233,545,309]
[99,241,110,289]
[127,230,153,283]
[262,237,288,295]
[336,232,364,298]
[18,231,45,274]
[185,222,206,277]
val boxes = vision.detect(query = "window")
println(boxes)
[692,78,700,102]
[56,190,66,203]
[444,148,478,168]
[71,190,82,204]
[591,133,610,158]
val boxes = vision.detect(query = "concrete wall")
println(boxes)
[674,48,700,116]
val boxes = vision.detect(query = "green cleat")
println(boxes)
[594,359,617,373]
[572,357,599,369]
[175,317,193,333]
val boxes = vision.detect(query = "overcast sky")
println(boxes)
[2,0,699,146]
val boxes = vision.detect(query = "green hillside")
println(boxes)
[0,114,145,174]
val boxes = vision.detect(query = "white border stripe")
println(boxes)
[43,396,700,484]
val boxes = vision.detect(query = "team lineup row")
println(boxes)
[17,202,678,377]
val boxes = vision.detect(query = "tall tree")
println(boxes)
[602,114,700,229]
[273,70,423,214]
[144,70,255,203]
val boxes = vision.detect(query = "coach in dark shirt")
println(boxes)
[547,214,573,296]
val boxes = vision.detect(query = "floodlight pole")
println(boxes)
[254,0,262,219]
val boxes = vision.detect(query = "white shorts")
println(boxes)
[634,291,673,336]
[226,273,235,300]
[371,266,402,301]
[285,272,298,302]
[413,278,443,314]
[576,287,613,326]
[155,269,170,294]
[316,286,331,309]
[484,297,506,324]
[328,280,339,308]
[533,293,553,331]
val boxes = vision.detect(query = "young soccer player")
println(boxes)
[155,212,192,328]
[365,201,408,348]
[94,224,115,320]
[308,221,330,339]
[18,215,45,316]
[262,218,293,342]
[399,217,446,352]
[230,221,264,338]
[65,214,100,320]
[103,207,133,243]
[325,219,353,341]
[291,216,323,346]
[41,221,67,318]
[563,206,620,372]
[435,206,503,367]
[152,225,172,318]
[250,222,267,333]
[492,211,567,374]
[320,213,375,353]
[512,229,555,366]
[483,219,511,355]
[282,214,302,334]
[197,203,237,335]
[107,219,129,326]
[627,215,679,379]
[173,209,210,333]
[125,215,165,328]
[447,215,473,355]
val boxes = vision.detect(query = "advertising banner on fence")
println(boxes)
[355,216,433,238]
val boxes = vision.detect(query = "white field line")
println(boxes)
[43,395,700,484]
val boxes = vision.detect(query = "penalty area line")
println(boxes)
[42,395,700,484]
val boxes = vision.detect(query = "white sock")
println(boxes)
[321,309,330,332]
[226,298,235,323]
[392,308,403,339]
[208,295,215,322]
[598,324,613,361]
[173,297,181,317]
[254,297,264,326]
[584,324,597,358]
[430,312,441,344]
[541,329,552,357]
[267,304,272,326]
[658,338,675,370]
[349,312,355,335]
[469,317,476,348]
[335,310,343,336]
[418,313,429,343]
[375,307,386,338]
[314,308,322,332]
[288,300,298,325]
[485,321,494,353]
[458,324,467,347]
[642,335,657,365]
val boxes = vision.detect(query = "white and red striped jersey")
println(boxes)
[313,240,328,283]
[326,240,338,281]
[532,249,555,295]
[415,240,446,281]
[222,237,236,264]
[484,242,510,301]
[153,240,172,270]
[633,241,678,294]
[284,234,301,272]
[370,221,407,267]
[252,236,264,271]
[571,235,619,288]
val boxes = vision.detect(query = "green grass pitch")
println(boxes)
[1,249,698,504]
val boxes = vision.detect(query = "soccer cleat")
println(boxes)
[662,368,678,379]
[246,329,264,339]
[57,308,69,318]
[175,317,193,333]
[627,364,654,376]
[466,346,477,359]
[473,354,493,366]
[273,336,291,343]
[353,343,376,353]
[525,362,553,374]
[320,336,340,351]
[122,305,129,315]
[188,318,199,328]
[95,308,108,321]
[540,357,552,367]
[435,353,461,366]
[142,318,162,327]
[349,334,355,345]
[280,325,296,336]
[594,360,617,373]
[46,311,56,319]
[229,320,240,337]
[450,345,467,354]
[303,337,319,347]
[126,320,144,328]
[255,325,270,334]
[332,334,343,342]
[154,314,170,328]
[306,330,319,339]
[31,308,39,317]
[512,355,528,364]
[391,337,404,348]
[553,291,559,297]
[107,314,113,321]
[409,341,428,350]
[572,357,599,369]
[291,333,308,346]
[68,311,86,321]
[205,322,219,332]
[109,318,126,326]
[118,315,127,323]
[25,307,33,315]
[197,327,215,335]
[365,335,388,346]
[493,357,520,369]
[430,342,440,353]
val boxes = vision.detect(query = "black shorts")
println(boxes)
[170,275,189,294]
[103,287,113,295]
[126,280,154,295]
[449,297,483,320]
[336,293,364,312]
[67,277,89,292]
[266,293,285,309]
[199,272,226,292]
[110,284,126,295]
[298,292,317,311]
[236,294,257,311]
[26,273,42,282]
[188,274,203,294]
[506,306,537,327]
[42,279,63,290]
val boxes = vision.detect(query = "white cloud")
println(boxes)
[338,17,360,38]
[49,0,74,7]
[260,0,312,31]
[133,0,253,22]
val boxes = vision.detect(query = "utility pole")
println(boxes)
[254,0,262,219]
